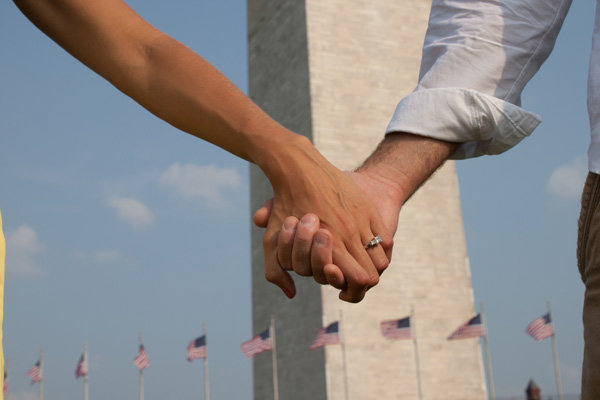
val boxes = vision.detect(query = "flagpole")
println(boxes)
[84,342,89,400]
[410,306,423,400]
[39,349,43,400]
[138,331,144,400]
[338,310,349,400]
[480,303,496,400]
[269,315,279,400]
[547,301,564,400]
[202,323,210,400]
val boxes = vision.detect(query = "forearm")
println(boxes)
[13,0,298,168]
[358,132,457,205]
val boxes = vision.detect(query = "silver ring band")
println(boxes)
[364,235,383,249]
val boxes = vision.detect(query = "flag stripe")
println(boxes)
[448,314,484,340]
[241,328,271,358]
[187,335,208,361]
[75,353,88,378]
[26,361,41,385]
[309,322,340,350]
[526,313,554,341]
[381,317,412,340]
[134,345,150,370]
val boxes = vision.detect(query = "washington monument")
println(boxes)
[248,1,486,398]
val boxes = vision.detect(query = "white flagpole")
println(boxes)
[480,303,496,400]
[138,331,144,400]
[270,315,279,400]
[39,349,43,400]
[338,310,349,400]
[84,342,89,400]
[202,323,210,400]
[410,306,423,400]
[547,301,564,400]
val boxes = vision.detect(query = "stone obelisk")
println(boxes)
[248,1,487,399]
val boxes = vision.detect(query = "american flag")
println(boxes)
[26,361,41,385]
[187,335,207,361]
[75,353,87,378]
[3,368,8,396]
[526,313,554,341]
[309,321,340,350]
[133,344,150,370]
[381,316,412,340]
[448,314,484,340]
[241,328,271,358]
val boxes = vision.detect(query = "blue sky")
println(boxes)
[0,0,593,399]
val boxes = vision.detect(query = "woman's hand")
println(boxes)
[255,134,393,303]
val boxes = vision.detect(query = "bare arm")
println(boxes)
[13,0,392,302]
[13,0,293,164]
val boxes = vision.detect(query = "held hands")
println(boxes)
[255,135,395,303]
[254,162,404,302]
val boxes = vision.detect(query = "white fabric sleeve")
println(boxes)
[386,0,572,159]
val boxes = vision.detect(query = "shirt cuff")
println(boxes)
[385,88,542,159]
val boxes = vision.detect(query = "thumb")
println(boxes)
[253,198,273,228]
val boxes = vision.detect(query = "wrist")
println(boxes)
[357,132,457,203]
[250,131,317,186]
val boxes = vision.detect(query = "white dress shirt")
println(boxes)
[387,0,600,174]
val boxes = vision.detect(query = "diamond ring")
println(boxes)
[364,235,383,249]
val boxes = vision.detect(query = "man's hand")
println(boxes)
[255,132,458,302]
[256,134,394,303]
[254,168,404,295]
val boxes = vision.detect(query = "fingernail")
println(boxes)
[283,218,296,231]
[300,214,317,226]
[315,233,329,246]
[282,287,294,298]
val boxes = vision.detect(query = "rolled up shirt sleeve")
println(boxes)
[386,0,572,159]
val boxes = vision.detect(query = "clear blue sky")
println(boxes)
[0,1,593,399]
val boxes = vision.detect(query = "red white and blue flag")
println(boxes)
[187,335,207,361]
[133,344,150,370]
[241,328,271,358]
[448,314,484,340]
[26,361,41,385]
[3,368,8,396]
[309,321,340,350]
[381,316,412,340]
[526,313,554,341]
[75,353,87,378]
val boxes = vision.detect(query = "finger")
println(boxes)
[253,198,273,228]
[331,241,374,302]
[324,264,346,290]
[311,229,345,290]
[370,215,394,264]
[291,213,320,277]
[277,216,299,270]
[262,228,296,298]
[363,228,390,276]
[363,234,390,275]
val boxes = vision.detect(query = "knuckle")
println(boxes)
[382,236,394,251]
[262,231,274,248]
[376,257,389,273]
[368,273,380,287]
[353,273,371,288]
[277,256,291,271]
[264,269,279,284]
[294,264,313,276]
